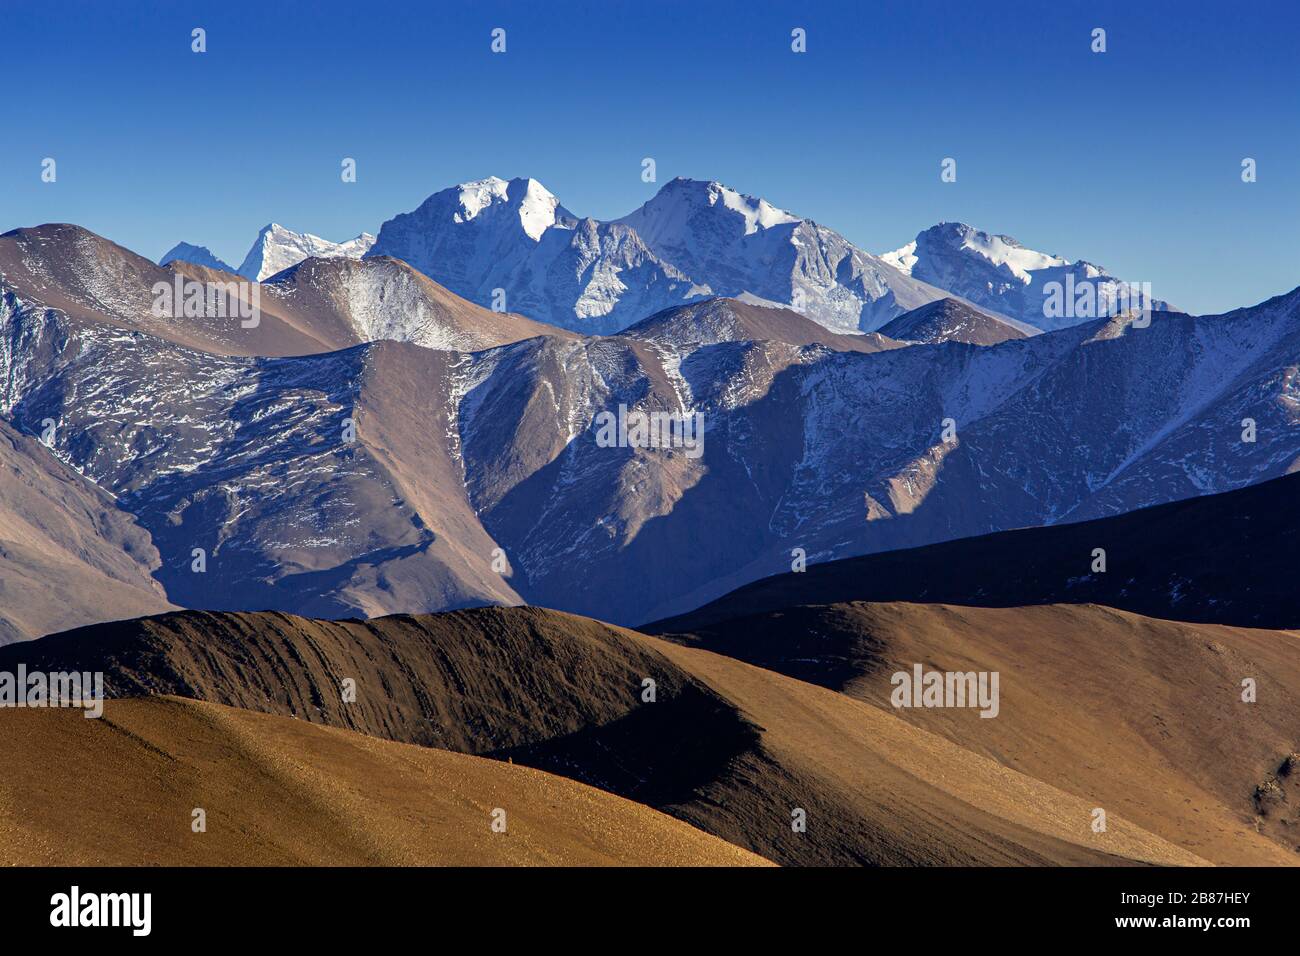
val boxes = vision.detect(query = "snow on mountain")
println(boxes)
[881,222,1172,332]
[444,295,1300,624]
[617,178,951,334]
[6,216,1300,630]
[369,176,958,335]
[158,242,235,273]
[0,416,174,643]
[0,289,524,621]
[620,179,801,247]
[238,223,376,282]
[261,255,565,353]
[451,176,564,240]
[368,177,576,295]
[367,176,706,335]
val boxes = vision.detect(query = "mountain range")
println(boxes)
[161,176,1168,335]
[2,208,1296,634]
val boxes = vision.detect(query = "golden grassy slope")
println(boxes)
[642,632,1206,867]
[661,601,1300,866]
[0,695,769,867]
[3,606,1210,866]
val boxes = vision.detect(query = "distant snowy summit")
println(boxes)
[159,225,375,282]
[236,224,376,282]
[881,222,1171,331]
[159,242,234,274]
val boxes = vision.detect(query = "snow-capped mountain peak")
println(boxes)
[453,177,511,220]
[158,242,236,273]
[878,240,919,275]
[882,222,1068,285]
[367,176,707,334]
[237,223,376,282]
[881,222,1170,330]
[448,176,565,240]
[626,177,801,240]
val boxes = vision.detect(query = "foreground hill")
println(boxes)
[650,471,1300,632]
[3,606,1209,866]
[0,695,767,866]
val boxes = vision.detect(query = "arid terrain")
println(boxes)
[5,594,1294,865]
[0,695,766,866]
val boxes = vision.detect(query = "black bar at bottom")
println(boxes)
[0,865,1294,942]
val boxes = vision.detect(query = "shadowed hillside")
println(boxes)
[649,471,1300,633]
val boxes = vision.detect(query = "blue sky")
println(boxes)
[3,0,1296,313]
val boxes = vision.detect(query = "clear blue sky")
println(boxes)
[3,0,1296,313]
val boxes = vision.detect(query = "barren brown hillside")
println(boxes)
[0,695,769,866]
[0,420,174,643]
[3,605,1208,866]
[658,601,1300,866]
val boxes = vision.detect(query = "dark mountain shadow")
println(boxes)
[649,470,1300,633]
